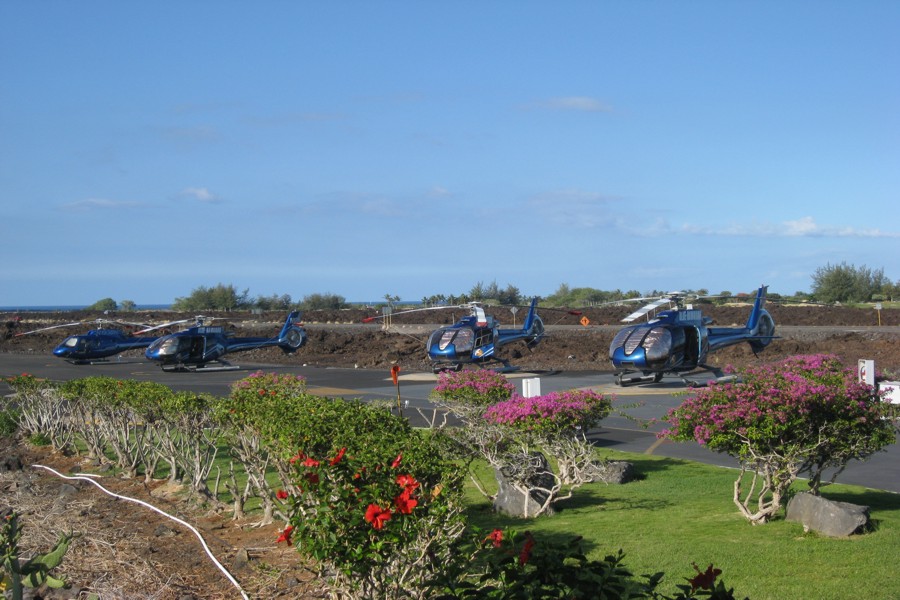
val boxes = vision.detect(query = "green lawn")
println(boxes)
[463,449,900,600]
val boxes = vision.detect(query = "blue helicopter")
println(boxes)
[609,285,776,386]
[365,298,550,373]
[15,319,159,363]
[143,311,307,371]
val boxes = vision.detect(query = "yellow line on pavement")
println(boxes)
[584,384,684,396]
[307,386,369,397]
[645,437,667,455]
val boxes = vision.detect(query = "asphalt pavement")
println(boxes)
[1,353,897,493]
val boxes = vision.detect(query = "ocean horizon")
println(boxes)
[0,301,416,313]
[0,304,174,312]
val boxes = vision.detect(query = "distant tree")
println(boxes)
[299,293,349,310]
[544,284,628,307]
[119,300,136,311]
[483,280,500,301]
[254,293,293,311]
[172,284,251,311]
[468,282,486,301]
[811,262,887,303]
[497,284,522,306]
[87,298,117,311]
[422,294,448,307]
[879,279,899,302]
[383,294,400,309]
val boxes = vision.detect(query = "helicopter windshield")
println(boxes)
[148,336,189,356]
[610,326,674,369]
[61,336,81,348]
[430,328,474,353]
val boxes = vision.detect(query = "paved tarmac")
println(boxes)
[1,353,897,493]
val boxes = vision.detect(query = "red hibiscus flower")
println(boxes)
[302,457,320,468]
[276,525,294,544]
[364,504,392,530]
[289,451,306,464]
[391,453,403,468]
[688,563,722,592]
[393,490,418,515]
[275,489,289,500]
[396,474,420,491]
[329,447,347,466]
[484,528,503,548]
[519,532,536,565]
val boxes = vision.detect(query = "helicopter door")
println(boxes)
[683,327,701,365]
[189,336,205,360]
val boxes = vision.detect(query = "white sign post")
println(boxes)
[858,359,875,386]
[522,377,541,398]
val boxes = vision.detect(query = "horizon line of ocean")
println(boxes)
[0,304,173,312]
[0,301,416,312]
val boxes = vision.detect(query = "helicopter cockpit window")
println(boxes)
[433,328,474,352]
[62,336,80,348]
[642,327,673,364]
[149,336,188,356]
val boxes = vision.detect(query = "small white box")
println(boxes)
[879,381,900,405]
[522,377,541,398]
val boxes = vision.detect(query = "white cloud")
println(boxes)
[180,187,222,204]
[678,216,900,239]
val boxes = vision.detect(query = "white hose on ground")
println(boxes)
[31,464,251,600]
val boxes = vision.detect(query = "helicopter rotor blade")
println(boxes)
[622,297,673,323]
[361,303,479,323]
[13,317,152,337]
[14,321,86,337]
[133,319,192,335]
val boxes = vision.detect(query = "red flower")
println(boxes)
[484,528,503,548]
[289,451,306,464]
[393,490,418,515]
[391,453,403,468]
[302,457,320,468]
[276,489,289,500]
[330,447,347,466]
[396,474,420,491]
[364,504,392,530]
[276,525,294,544]
[519,532,536,565]
[688,563,722,592]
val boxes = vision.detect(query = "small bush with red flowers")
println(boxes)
[275,431,467,598]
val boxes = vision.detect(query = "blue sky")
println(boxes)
[2,2,898,306]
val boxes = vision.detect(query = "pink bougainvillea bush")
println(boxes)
[662,354,898,523]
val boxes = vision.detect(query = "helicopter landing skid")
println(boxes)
[614,372,664,387]
[479,357,521,374]
[679,365,739,388]
[161,361,241,373]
